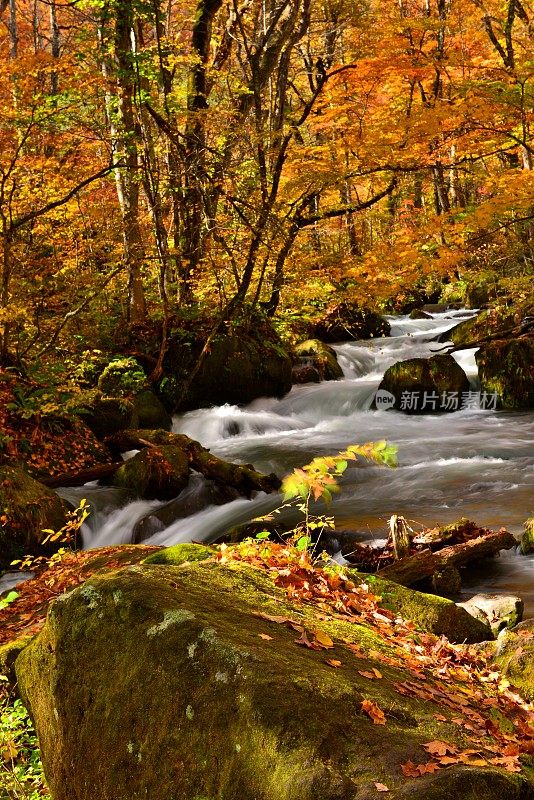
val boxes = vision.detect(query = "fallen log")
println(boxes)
[377,528,517,587]
[42,462,123,489]
[105,429,282,497]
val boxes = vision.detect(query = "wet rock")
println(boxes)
[143,543,214,566]
[291,364,321,384]
[377,354,470,414]
[457,593,523,635]
[16,555,530,800]
[111,445,190,500]
[476,338,534,410]
[0,466,69,567]
[294,339,344,381]
[409,309,433,320]
[431,566,462,596]
[314,301,390,342]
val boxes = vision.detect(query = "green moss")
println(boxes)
[294,339,344,381]
[98,358,149,398]
[16,560,531,800]
[143,543,215,566]
[378,354,470,413]
[348,571,493,643]
[476,339,534,410]
[111,445,190,500]
[0,635,34,687]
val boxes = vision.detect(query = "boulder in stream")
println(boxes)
[293,339,344,381]
[16,551,532,800]
[377,354,470,413]
[111,445,190,500]
[314,301,390,342]
[457,593,524,636]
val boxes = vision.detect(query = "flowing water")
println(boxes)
[5,310,532,612]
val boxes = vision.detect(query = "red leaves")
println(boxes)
[422,741,457,757]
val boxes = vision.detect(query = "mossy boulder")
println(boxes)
[160,329,292,411]
[348,572,492,643]
[457,594,523,636]
[409,309,432,320]
[0,466,69,567]
[490,620,534,700]
[69,391,138,439]
[111,446,189,500]
[16,557,534,800]
[377,354,470,414]
[476,338,534,410]
[132,390,172,430]
[314,301,391,342]
[0,635,33,687]
[294,339,344,381]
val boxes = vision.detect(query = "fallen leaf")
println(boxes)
[258,633,273,640]
[325,659,342,668]
[362,699,386,725]
[374,783,389,792]
[358,670,377,680]
[400,761,420,777]
[423,741,458,757]
[313,630,334,649]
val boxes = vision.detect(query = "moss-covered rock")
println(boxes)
[16,559,532,800]
[294,339,344,381]
[409,309,432,320]
[132,390,172,430]
[520,517,534,555]
[160,328,292,411]
[69,391,138,439]
[491,620,534,700]
[348,572,492,643]
[0,466,69,567]
[111,445,189,500]
[457,594,524,636]
[377,354,470,414]
[314,301,391,342]
[476,338,534,410]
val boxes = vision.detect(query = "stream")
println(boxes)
[6,311,533,613]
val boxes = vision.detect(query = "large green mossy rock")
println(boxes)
[69,391,138,439]
[476,338,534,410]
[294,339,344,381]
[111,445,189,500]
[489,620,534,701]
[97,357,150,397]
[314,302,390,342]
[377,354,470,414]
[160,331,292,411]
[0,466,68,567]
[16,557,533,800]
[348,572,492,643]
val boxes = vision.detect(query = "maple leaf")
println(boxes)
[400,760,420,777]
[423,741,458,757]
[361,699,386,725]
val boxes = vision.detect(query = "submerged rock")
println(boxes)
[0,466,68,567]
[16,554,532,800]
[294,339,344,381]
[314,301,391,342]
[377,354,470,414]
[111,445,189,500]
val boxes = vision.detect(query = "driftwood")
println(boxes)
[42,462,123,488]
[377,528,516,587]
[105,429,282,497]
